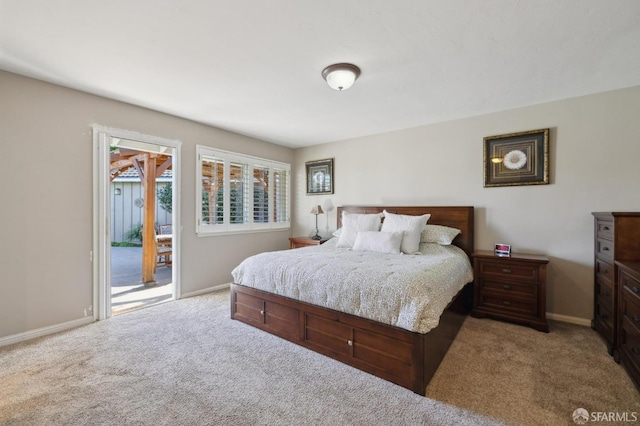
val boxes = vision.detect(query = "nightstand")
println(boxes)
[289,237,328,249]
[471,250,549,332]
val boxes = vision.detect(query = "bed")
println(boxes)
[230,206,474,395]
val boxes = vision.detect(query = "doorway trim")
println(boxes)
[92,125,182,320]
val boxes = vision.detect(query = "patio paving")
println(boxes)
[111,246,173,315]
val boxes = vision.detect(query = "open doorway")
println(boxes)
[110,139,174,314]
[93,126,181,320]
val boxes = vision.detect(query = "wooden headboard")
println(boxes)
[337,206,475,259]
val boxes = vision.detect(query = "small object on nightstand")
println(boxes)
[494,243,511,257]
[471,250,549,332]
[289,237,328,249]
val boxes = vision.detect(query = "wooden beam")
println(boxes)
[132,157,145,187]
[110,158,135,171]
[156,156,172,178]
[141,156,157,284]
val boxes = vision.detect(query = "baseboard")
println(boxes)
[180,282,230,299]
[546,312,591,327]
[1,284,232,347]
[0,317,94,348]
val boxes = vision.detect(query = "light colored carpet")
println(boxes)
[426,314,639,425]
[1,290,637,425]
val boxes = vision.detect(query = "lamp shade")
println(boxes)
[322,63,361,91]
[310,205,324,215]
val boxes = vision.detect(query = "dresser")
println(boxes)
[614,261,640,390]
[591,212,640,355]
[471,250,549,332]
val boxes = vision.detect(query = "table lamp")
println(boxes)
[310,205,324,240]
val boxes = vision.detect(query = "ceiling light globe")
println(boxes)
[326,69,356,91]
[322,63,361,91]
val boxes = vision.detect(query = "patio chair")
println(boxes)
[156,224,172,267]
[158,224,172,235]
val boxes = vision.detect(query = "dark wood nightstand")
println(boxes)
[471,250,549,332]
[289,237,328,249]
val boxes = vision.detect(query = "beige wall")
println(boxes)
[0,70,293,339]
[2,65,639,339]
[293,86,640,321]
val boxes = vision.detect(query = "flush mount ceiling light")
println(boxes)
[321,63,361,91]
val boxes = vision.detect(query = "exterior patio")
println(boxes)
[111,246,172,315]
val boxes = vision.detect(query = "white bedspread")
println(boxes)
[231,238,473,334]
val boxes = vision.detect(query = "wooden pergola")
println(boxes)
[200,162,269,225]
[111,148,172,284]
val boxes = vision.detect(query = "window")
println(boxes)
[197,146,290,235]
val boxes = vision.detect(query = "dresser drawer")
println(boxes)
[477,292,537,316]
[621,291,640,335]
[619,320,640,379]
[620,268,640,296]
[595,277,614,310]
[596,238,614,262]
[477,261,538,283]
[594,300,614,340]
[596,219,614,239]
[478,278,537,299]
[595,258,614,284]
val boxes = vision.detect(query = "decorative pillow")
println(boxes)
[380,211,431,254]
[353,231,403,255]
[420,224,461,245]
[336,212,384,248]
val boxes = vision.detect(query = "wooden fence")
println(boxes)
[110,180,172,243]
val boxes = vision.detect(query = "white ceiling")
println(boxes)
[1,1,639,148]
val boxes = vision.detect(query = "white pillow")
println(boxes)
[336,212,384,248]
[353,231,403,255]
[420,224,461,245]
[380,210,431,254]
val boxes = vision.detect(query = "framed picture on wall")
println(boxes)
[306,158,334,195]
[483,128,549,187]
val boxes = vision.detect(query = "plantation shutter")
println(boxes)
[273,168,289,223]
[253,166,269,223]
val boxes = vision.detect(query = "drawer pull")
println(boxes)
[601,291,609,297]
[502,300,512,306]
[603,269,609,274]
[347,340,353,347]
[502,268,512,274]
[502,284,512,290]
[602,247,610,251]
[603,226,610,231]
[632,286,639,294]
[633,347,640,355]
[260,310,265,316]
[633,315,639,323]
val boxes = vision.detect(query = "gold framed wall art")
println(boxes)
[484,128,549,187]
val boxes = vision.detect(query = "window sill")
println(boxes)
[197,226,290,237]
